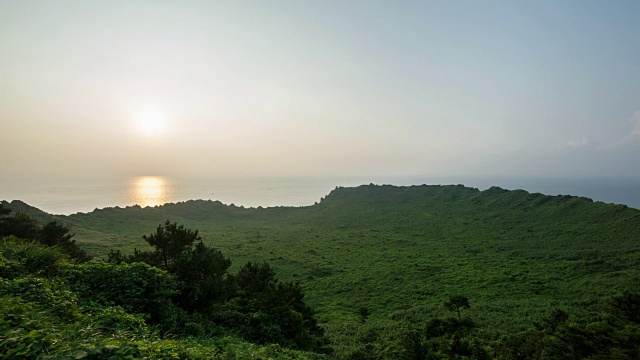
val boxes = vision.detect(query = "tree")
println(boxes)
[358,306,370,323]
[533,308,569,331]
[221,261,327,351]
[134,221,232,313]
[234,261,277,296]
[444,295,470,319]
[39,220,73,247]
[172,241,231,312]
[142,220,201,270]
[39,220,90,261]
[0,212,39,240]
[611,290,640,324]
[130,223,328,350]
[0,209,89,261]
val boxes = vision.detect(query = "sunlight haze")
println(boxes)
[1,0,639,180]
[133,108,168,137]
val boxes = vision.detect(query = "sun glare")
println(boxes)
[134,109,167,136]
[129,176,172,207]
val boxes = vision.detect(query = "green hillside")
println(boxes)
[53,185,640,322]
[4,184,640,358]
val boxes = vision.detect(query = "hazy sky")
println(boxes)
[1,0,639,180]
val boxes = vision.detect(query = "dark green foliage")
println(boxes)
[0,208,89,262]
[328,317,481,359]
[0,284,321,359]
[0,212,39,240]
[106,248,125,264]
[444,295,470,319]
[216,261,328,351]
[172,241,231,312]
[142,220,201,270]
[39,220,90,261]
[61,262,179,326]
[424,317,475,338]
[128,247,164,266]
[611,290,640,324]
[234,261,277,295]
[0,204,10,217]
[0,200,54,224]
[271,280,327,351]
[332,307,640,359]
[533,308,569,331]
[358,307,370,323]
[0,295,56,359]
[494,309,640,360]
[0,238,327,359]
[130,221,233,313]
[1,276,81,322]
[106,222,328,351]
[0,236,65,279]
[39,220,74,247]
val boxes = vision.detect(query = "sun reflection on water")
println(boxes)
[129,176,172,208]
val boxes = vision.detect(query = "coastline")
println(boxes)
[2,175,639,215]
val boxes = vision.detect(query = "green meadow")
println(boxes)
[3,184,640,358]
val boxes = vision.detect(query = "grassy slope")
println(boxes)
[23,185,640,336]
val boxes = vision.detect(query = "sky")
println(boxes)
[1,0,639,181]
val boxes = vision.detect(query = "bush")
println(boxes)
[0,276,81,322]
[0,295,56,359]
[85,305,149,335]
[172,241,232,312]
[61,262,179,327]
[222,262,328,351]
[0,236,65,279]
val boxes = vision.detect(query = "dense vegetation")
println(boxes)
[2,184,640,358]
[0,204,328,359]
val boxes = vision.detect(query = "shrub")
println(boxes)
[61,262,179,327]
[222,262,328,351]
[0,295,55,359]
[0,236,65,279]
[0,276,81,322]
[85,305,149,335]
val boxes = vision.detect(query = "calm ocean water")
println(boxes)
[1,176,639,215]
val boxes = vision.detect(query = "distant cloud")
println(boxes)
[615,111,640,147]
[566,136,593,149]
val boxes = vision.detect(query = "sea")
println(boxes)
[1,176,639,215]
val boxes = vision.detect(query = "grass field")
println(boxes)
[5,184,640,357]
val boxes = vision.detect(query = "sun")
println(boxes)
[134,109,167,136]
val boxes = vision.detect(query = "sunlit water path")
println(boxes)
[128,176,173,208]
[1,176,639,215]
